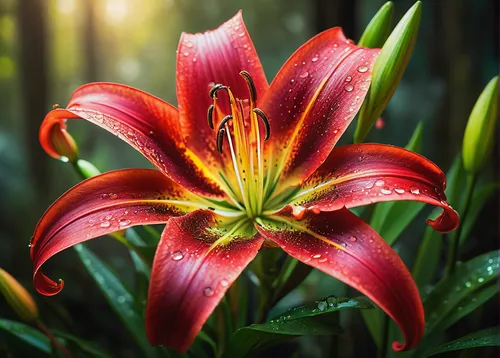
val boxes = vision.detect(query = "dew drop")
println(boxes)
[117,295,126,304]
[345,76,352,82]
[381,188,392,195]
[171,251,184,261]
[119,219,131,227]
[185,41,193,48]
[203,287,214,297]
[299,71,309,79]
[88,219,95,226]
[220,279,229,287]
[394,188,405,194]
[477,277,484,283]
[311,57,319,62]
[317,301,328,311]
[410,187,420,195]
[345,85,354,92]
[465,281,472,288]
[312,254,322,259]
[109,193,118,200]
[349,235,357,242]
[375,180,385,187]
[357,65,368,73]
[100,221,111,228]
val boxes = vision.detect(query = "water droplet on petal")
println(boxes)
[410,187,420,195]
[171,251,184,261]
[345,76,352,82]
[381,187,392,195]
[203,287,214,297]
[220,279,229,287]
[345,85,354,92]
[375,180,385,187]
[349,236,357,242]
[311,57,319,62]
[394,188,405,194]
[312,254,322,259]
[299,71,309,79]
[358,65,368,73]
[100,221,110,228]
[119,219,131,227]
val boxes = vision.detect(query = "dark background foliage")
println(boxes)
[0,0,498,357]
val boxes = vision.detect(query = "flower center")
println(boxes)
[207,71,270,219]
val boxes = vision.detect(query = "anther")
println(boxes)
[218,114,233,132]
[253,108,270,140]
[217,128,225,153]
[239,70,257,104]
[207,104,215,129]
[52,104,60,110]
[209,83,226,99]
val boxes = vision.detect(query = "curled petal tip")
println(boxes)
[426,205,460,233]
[392,341,405,351]
[33,271,64,296]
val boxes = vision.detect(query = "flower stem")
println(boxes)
[445,174,476,276]
[36,320,72,358]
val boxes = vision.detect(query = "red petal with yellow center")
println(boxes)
[257,208,424,351]
[40,83,224,198]
[146,210,263,351]
[286,144,459,232]
[31,169,200,296]
[261,28,379,187]
[176,11,269,171]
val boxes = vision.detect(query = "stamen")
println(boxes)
[218,114,233,132]
[253,108,271,141]
[217,128,225,153]
[239,70,257,104]
[209,83,226,99]
[207,104,215,129]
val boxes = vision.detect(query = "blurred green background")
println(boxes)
[0,0,498,356]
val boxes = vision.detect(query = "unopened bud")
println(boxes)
[0,268,39,323]
[358,2,394,48]
[462,76,498,174]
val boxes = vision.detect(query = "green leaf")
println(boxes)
[423,251,499,336]
[0,318,51,354]
[462,76,499,174]
[412,155,464,288]
[224,297,372,358]
[354,1,422,143]
[52,330,111,358]
[358,1,394,48]
[420,326,500,357]
[74,244,159,358]
[369,122,425,246]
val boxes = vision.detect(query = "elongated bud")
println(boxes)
[354,1,422,143]
[358,2,394,48]
[74,159,101,179]
[462,76,498,174]
[49,122,79,163]
[0,268,39,323]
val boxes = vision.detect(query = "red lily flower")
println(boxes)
[32,12,458,352]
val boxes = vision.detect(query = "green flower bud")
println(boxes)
[358,2,394,48]
[354,1,422,143]
[0,268,39,323]
[462,76,498,174]
[74,159,101,179]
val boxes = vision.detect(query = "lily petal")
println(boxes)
[40,83,224,198]
[146,210,263,351]
[286,144,459,232]
[257,208,424,351]
[177,11,269,170]
[261,28,379,188]
[31,169,201,296]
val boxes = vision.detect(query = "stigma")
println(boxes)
[206,71,270,218]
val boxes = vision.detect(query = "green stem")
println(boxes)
[37,320,72,358]
[445,174,476,276]
[377,314,389,358]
